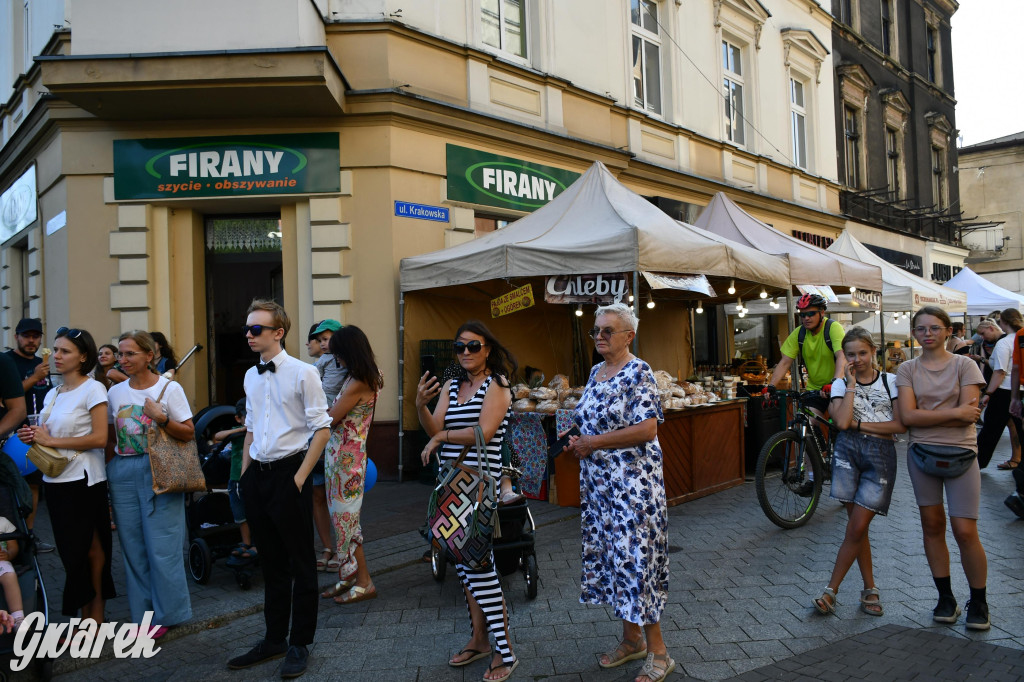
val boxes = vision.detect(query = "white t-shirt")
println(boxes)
[107,377,193,457]
[831,371,898,423]
[39,378,109,485]
[990,334,1015,391]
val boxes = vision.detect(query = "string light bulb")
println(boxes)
[875,309,881,316]
[849,286,857,293]
[646,293,655,309]
[770,297,780,309]
[736,298,743,311]
[695,303,704,314]
[575,304,583,317]
[738,310,746,318]
[759,287,768,299]
[728,279,736,295]
[628,293,634,303]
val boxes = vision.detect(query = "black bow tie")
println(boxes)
[257,361,276,375]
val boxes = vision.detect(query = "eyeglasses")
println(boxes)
[453,341,486,354]
[55,327,83,339]
[913,325,946,335]
[116,350,144,359]
[589,327,631,340]
[242,324,281,337]
[797,311,821,319]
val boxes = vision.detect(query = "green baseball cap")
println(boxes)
[314,319,342,335]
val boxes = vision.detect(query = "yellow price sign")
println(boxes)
[490,284,535,318]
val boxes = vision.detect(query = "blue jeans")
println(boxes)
[228,479,246,524]
[830,431,897,515]
[107,454,193,626]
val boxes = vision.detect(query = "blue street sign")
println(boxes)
[394,201,449,222]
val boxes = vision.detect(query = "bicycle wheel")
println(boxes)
[755,430,824,529]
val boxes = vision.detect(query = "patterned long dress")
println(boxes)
[324,377,377,580]
[573,358,669,625]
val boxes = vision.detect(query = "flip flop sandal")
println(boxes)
[813,587,839,615]
[230,542,249,558]
[598,636,647,669]
[448,647,492,667]
[334,584,377,604]
[483,657,519,682]
[997,460,1020,470]
[860,588,883,616]
[320,577,355,599]
[637,652,675,682]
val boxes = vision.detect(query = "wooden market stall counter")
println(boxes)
[551,398,747,508]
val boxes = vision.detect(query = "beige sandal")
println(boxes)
[637,652,676,682]
[334,584,377,604]
[598,635,647,669]
[316,549,334,572]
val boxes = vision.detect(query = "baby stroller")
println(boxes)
[184,432,257,590]
[430,498,539,600]
[0,452,51,681]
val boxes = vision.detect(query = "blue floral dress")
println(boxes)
[573,358,669,625]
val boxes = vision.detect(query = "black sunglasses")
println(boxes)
[55,326,84,339]
[453,340,486,354]
[242,324,281,336]
[797,311,821,319]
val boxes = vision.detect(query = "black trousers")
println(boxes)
[240,453,317,646]
[977,388,1023,469]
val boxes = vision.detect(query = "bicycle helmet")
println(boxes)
[796,293,827,311]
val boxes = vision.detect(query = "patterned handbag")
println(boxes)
[147,381,206,495]
[426,425,497,570]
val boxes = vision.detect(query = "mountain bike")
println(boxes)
[755,390,838,529]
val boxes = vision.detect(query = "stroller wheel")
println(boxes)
[430,544,447,582]
[188,538,213,584]
[523,553,538,599]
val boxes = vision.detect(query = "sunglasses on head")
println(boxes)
[797,311,821,319]
[55,326,83,339]
[453,340,486,354]
[242,324,281,337]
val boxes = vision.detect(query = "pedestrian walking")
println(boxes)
[227,299,331,679]
[896,306,991,631]
[563,303,673,682]
[106,330,194,636]
[814,327,905,617]
[417,320,519,682]
[978,309,1024,469]
[311,319,344,574]
[17,327,115,625]
[319,325,381,605]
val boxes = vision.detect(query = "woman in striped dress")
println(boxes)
[417,320,520,682]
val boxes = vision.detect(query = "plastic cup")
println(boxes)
[26,414,40,426]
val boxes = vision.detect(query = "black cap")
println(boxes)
[15,318,42,335]
[234,398,247,416]
[308,321,323,341]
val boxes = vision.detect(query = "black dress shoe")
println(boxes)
[280,645,309,679]
[227,639,287,669]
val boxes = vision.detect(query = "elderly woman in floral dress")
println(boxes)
[564,302,673,682]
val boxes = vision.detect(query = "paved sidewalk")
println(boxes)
[46,434,1024,681]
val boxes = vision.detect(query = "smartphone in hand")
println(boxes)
[549,425,581,458]
[420,354,437,377]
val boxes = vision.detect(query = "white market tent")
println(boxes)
[827,231,967,313]
[400,162,791,292]
[944,267,1024,315]
[692,192,882,293]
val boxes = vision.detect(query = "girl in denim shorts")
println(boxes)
[814,327,905,617]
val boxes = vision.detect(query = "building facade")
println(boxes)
[3,0,849,474]
[958,132,1024,293]
[829,0,967,283]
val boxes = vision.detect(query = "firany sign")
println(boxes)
[544,273,628,305]
[113,133,341,200]
[446,144,580,212]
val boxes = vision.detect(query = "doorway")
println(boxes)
[205,215,283,406]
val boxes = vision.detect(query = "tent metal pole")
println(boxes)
[879,301,886,363]
[397,292,405,483]
[633,271,640,355]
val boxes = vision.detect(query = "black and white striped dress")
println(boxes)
[443,374,514,665]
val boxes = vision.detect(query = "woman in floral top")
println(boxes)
[319,325,382,605]
[564,303,673,682]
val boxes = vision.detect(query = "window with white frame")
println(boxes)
[630,0,662,115]
[722,40,745,145]
[931,145,946,209]
[482,0,527,58]
[844,105,861,188]
[790,78,808,169]
[885,127,900,198]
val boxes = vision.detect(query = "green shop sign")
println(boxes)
[113,133,340,200]
[446,144,579,211]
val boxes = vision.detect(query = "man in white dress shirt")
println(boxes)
[227,299,331,679]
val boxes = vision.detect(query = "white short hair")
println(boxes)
[594,302,639,332]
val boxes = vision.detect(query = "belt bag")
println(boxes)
[910,442,976,478]
[426,425,497,570]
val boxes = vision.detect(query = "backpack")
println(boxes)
[797,317,839,363]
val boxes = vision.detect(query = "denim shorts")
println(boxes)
[227,479,246,524]
[830,430,898,515]
[311,454,326,487]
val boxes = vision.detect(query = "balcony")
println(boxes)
[840,187,961,245]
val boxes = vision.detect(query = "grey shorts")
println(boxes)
[906,445,981,519]
[830,431,897,515]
